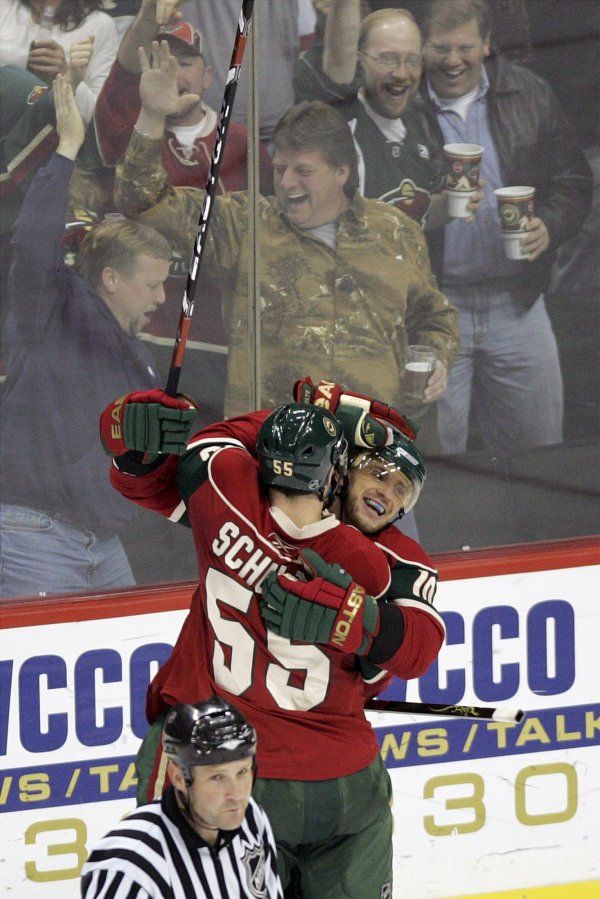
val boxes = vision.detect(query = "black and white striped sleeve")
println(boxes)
[81,798,284,899]
[81,812,174,899]
[81,865,153,898]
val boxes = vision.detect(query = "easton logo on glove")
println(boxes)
[109,395,127,443]
[293,377,341,410]
[313,381,339,410]
[331,583,366,649]
[260,548,380,656]
[100,389,197,457]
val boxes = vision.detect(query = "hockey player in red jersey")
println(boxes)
[268,377,444,698]
[101,398,396,897]
[99,383,445,696]
[152,378,445,696]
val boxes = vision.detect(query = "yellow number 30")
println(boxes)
[424,773,486,835]
[25,818,88,881]
[423,763,578,837]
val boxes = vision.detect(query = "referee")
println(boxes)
[81,697,283,898]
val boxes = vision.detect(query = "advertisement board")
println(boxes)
[1,539,599,898]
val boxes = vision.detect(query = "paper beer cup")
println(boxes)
[494,186,535,259]
[443,143,483,218]
[404,345,437,400]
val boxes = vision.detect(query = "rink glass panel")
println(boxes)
[0,0,597,599]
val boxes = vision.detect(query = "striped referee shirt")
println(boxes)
[81,787,283,899]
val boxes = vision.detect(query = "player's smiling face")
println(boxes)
[359,17,422,118]
[424,18,490,99]
[343,456,414,534]
[273,149,351,229]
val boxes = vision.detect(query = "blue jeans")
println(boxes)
[437,287,563,455]
[0,504,135,599]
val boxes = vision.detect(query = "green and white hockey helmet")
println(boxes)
[257,402,348,499]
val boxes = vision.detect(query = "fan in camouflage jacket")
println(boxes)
[114,128,459,419]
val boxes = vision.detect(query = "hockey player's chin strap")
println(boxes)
[322,471,346,510]
[176,786,220,835]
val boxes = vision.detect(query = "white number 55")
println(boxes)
[206,568,330,711]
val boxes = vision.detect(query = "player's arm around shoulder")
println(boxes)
[377,528,440,606]
[186,410,271,456]
[109,452,183,519]
[370,528,446,679]
[178,434,259,524]
[337,522,392,599]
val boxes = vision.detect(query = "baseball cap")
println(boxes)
[155,22,203,58]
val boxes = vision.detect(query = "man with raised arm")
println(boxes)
[294,2,483,229]
[0,76,190,599]
[112,39,460,420]
[94,0,271,190]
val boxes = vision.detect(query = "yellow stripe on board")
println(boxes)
[448,881,600,899]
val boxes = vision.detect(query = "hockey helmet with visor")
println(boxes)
[350,429,425,513]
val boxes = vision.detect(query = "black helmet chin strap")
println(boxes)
[174,755,258,837]
[323,469,346,509]
[176,784,220,835]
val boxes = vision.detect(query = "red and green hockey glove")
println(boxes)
[99,389,197,457]
[293,376,419,447]
[260,548,380,655]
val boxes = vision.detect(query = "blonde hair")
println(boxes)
[75,220,172,291]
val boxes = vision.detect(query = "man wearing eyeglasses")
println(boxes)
[294,3,455,229]
[419,0,592,456]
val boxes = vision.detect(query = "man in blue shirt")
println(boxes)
[420,0,592,455]
[0,75,192,599]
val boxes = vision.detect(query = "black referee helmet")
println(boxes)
[163,697,257,785]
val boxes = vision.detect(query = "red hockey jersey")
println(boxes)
[111,442,391,780]
[183,413,446,684]
[94,60,272,191]
[110,410,446,695]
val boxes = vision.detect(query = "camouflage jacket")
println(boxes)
[115,131,459,417]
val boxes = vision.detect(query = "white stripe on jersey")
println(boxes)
[168,499,187,522]
[361,666,390,685]
[187,436,247,452]
[81,796,283,899]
